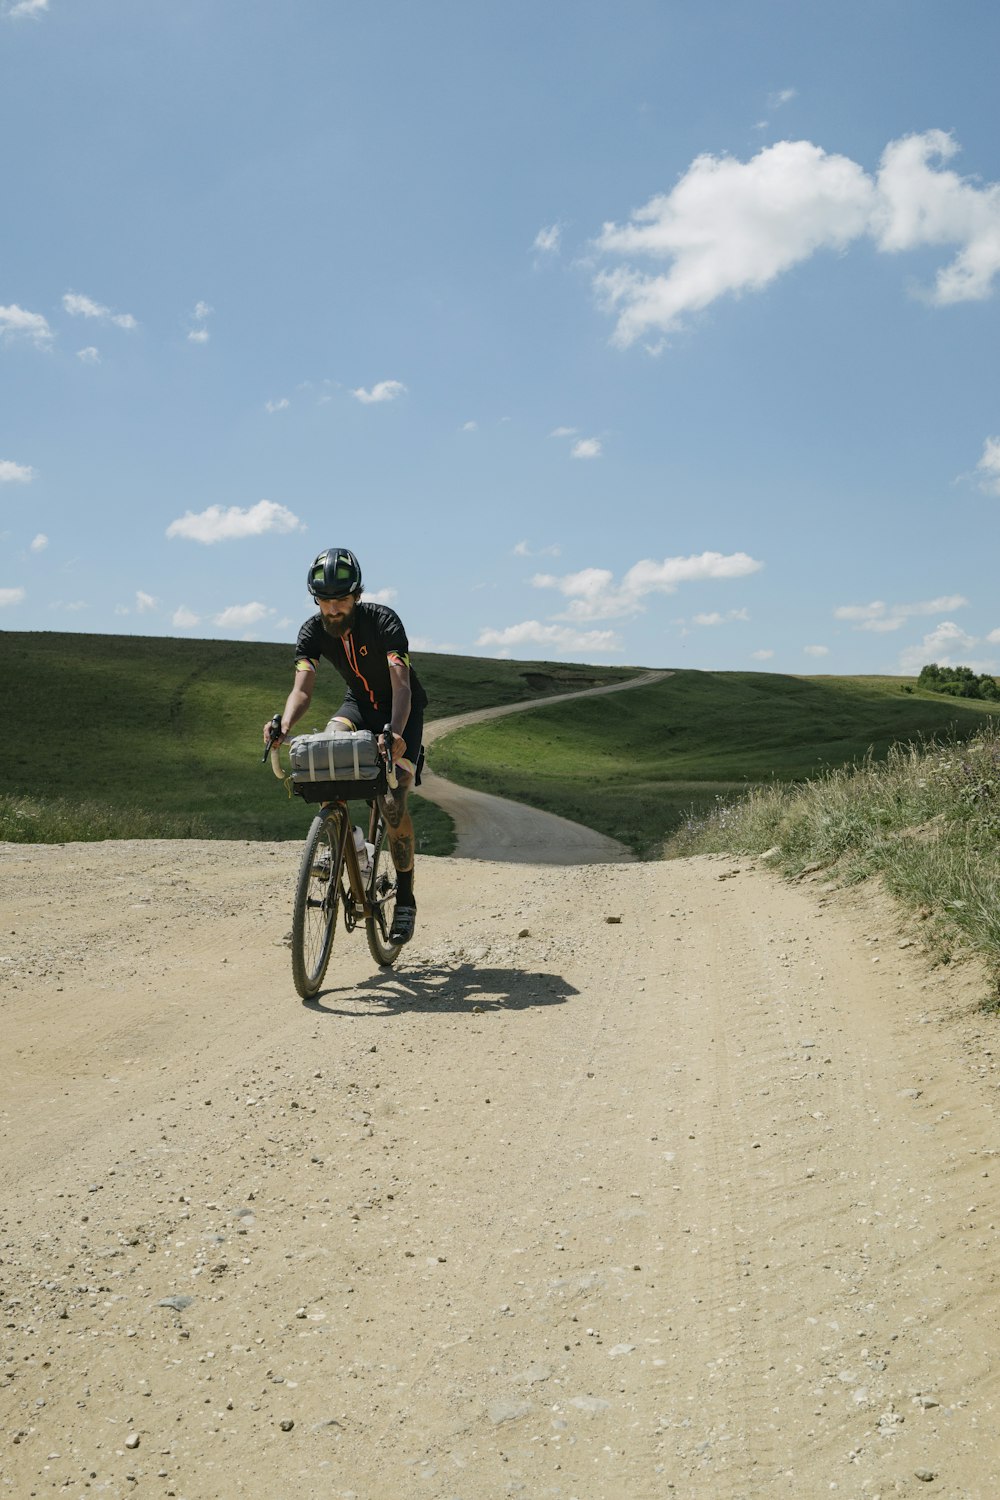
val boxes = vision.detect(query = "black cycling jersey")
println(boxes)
[294,602,428,728]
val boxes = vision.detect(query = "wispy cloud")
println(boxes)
[4,0,49,19]
[136,591,157,613]
[533,224,562,255]
[692,608,749,626]
[571,437,602,460]
[352,379,407,405]
[214,602,274,631]
[975,436,1000,496]
[76,346,100,364]
[0,587,26,607]
[834,594,968,632]
[0,460,35,483]
[804,644,830,657]
[172,606,200,630]
[265,398,290,414]
[476,620,621,656]
[0,303,52,347]
[751,649,774,661]
[461,420,478,432]
[187,301,212,343]
[533,550,764,621]
[513,540,561,558]
[63,292,137,330]
[166,499,304,544]
[30,533,48,551]
[594,130,1000,346]
[365,587,398,605]
[549,426,578,439]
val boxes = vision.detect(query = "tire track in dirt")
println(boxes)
[417,668,672,864]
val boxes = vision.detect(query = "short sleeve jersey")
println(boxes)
[294,602,428,727]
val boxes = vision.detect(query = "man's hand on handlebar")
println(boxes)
[261,713,284,763]
[378,728,405,763]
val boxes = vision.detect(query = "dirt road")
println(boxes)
[3,840,999,1498]
[417,669,672,863]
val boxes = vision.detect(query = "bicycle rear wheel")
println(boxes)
[365,817,401,967]
[291,811,342,998]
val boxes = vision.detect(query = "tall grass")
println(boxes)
[0,793,210,844]
[666,725,1000,986]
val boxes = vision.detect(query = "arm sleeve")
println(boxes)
[294,616,323,672]
[378,606,410,661]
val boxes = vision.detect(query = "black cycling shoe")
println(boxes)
[389,904,417,945]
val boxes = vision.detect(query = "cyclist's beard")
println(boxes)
[321,605,355,639]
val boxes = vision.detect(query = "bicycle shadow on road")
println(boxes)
[303,961,579,1016]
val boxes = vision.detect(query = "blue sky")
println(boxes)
[2,1,999,675]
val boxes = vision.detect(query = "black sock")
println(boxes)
[396,870,415,906]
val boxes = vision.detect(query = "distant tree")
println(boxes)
[918,663,1000,701]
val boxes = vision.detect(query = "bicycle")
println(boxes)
[264,716,402,998]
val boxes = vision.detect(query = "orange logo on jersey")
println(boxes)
[359,644,368,656]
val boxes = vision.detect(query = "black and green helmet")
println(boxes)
[307,547,363,600]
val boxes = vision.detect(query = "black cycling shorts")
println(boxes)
[328,697,423,785]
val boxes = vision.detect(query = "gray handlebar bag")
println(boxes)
[289,729,386,803]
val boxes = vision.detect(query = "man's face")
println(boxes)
[318,593,357,638]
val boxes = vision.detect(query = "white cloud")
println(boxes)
[187,302,212,343]
[571,437,602,460]
[0,303,52,347]
[214,602,274,630]
[352,379,407,405]
[461,420,478,432]
[549,426,578,439]
[804,644,830,657]
[265,398,290,414]
[692,609,749,626]
[476,620,622,655]
[987,627,1000,645]
[0,587,25,607]
[534,224,561,255]
[513,540,561,558]
[77,346,100,364]
[4,0,48,18]
[593,130,1000,346]
[751,649,774,660]
[50,599,87,612]
[0,460,35,483]
[166,498,304,544]
[975,436,1000,496]
[365,587,397,605]
[899,620,983,674]
[173,606,200,630]
[769,87,797,110]
[63,292,137,330]
[135,590,157,613]
[534,550,763,621]
[834,594,968,632]
[30,533,47,551]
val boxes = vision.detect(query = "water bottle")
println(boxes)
[353,826,371,876]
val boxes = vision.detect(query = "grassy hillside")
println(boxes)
[0,631,635,846]
[430,670,1000,858]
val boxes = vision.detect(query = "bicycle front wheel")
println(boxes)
[291,811,342,998]
[365,817,401,967]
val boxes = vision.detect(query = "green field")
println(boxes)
[0,631,635,847]
[430,670,1000,858]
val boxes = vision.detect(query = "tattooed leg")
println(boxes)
[379,772,415,873]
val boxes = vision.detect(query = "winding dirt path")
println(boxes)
[418,669,672,863]
[2,842,999,1497]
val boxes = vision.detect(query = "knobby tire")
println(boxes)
[365,817,401,967]
[291,811,341,998]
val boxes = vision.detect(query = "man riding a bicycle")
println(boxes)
[268,546,426,946]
